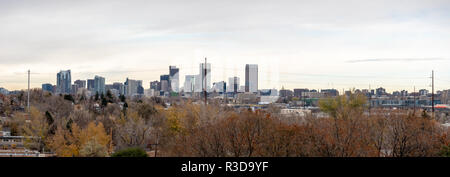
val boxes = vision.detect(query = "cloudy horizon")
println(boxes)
[1,0,450,93]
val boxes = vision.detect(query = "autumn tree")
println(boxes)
[47,122,111,157]
[19,107,49,152]
[114,111,152,150]
[317,92,368,156]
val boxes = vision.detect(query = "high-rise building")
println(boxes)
[74,80,86,89]
[199,63,211,92]
[169,66,179,93]
[73,80,86,95]
[124,78,134,96]
[124,78,141,97]
[245,64,258,93]
[137,80,144,94]
[194,75,202,92]
[160,80,169,93]
[105,84,114,92]
[42,83,53,93]
[150,81,160,91]
[160,75,170,92]
[213,81,226,93]
[184,75,196,93]
[94,75,105,95]
[71,84,78,95]
[87,79,95,92]
[56,70,71,94]
[228,77,240,93]
[112,82,124,95]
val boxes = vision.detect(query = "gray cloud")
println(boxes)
[347,58,449,63]
[1,0,450,90]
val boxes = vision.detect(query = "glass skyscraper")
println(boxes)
[245,64,258,93]
[169,66,179,93]
[57,70,71,94]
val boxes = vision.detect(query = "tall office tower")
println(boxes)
[228,77,240,93]
[124,78,139,97]
[94,75,106,95]
[112,82,124,95]
[169,66,180,92]
[184,75,196,93]
[87,79,95,92]
[56,70,71,94]
[213,81,226,93]
[160,80,169,93]
[199,63,211,92]
[105,84,114,92]
[74,80,86,89]
[71,84,78,95]
[160,75,170,92]
[245,64,258,93]
[42,83,53,93]
[194,75,202,92]
[137,80,144,94]
[150,81,160,91]
[73,80,85,94]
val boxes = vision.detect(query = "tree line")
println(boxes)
[0,89,449,157]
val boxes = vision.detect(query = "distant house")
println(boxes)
[0,130,42,157]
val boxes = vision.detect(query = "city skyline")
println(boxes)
[1,0,450,92]
[0,63,448,94]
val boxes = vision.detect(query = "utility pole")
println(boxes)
[204,57,207,105]
[154,132,159,157]
[413,86,416,115]
[191,80,194,99]
[431,70,435,117]
[368,84,371,116]
[27,69,30,112]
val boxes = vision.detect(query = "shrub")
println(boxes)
[111,147,148,157]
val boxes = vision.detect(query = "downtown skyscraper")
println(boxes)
[228,76,240,93]
[94,75,106,95]
[169,66,180,93]
[245,64,258,93]
[56,70,71,94]
[124,78,142,97]
[184,75,196,93]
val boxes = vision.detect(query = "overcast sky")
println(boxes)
[1,0,450,92]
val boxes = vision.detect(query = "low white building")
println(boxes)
[259,96,279,104]
[280,108,311,117]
